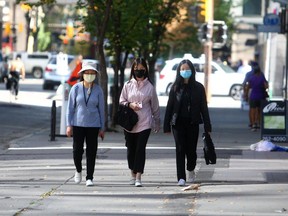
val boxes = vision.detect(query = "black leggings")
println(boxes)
[124,129,151,174]
[72,126,99,180]
[10,71,20,96]
[172,118,199,181]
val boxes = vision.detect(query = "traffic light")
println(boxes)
[13,35,17,43]
[279,8,287,34]
[4,23,11,36]
[189,5,199,25]
[199,1,206,17]
[198,0,206,23]
[197,22,211,43]
[66,25,74,39]
[212,21,228,49]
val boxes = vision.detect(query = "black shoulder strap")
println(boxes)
[74,85,79,109]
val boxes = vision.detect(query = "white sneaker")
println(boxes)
[74,171,82,184]
[86,179,94,187]
[129,178,136,185]
[177,179,186,186]
[188,171,195,183]
[135,179,142,187]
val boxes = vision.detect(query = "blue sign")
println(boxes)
[257,25,280,33]
[263,14,280,26]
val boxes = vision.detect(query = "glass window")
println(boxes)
[216,62,236,73]
[172,64,178,71]
[194,63,204,73]
[27,54,49,59]
[243,0,261,15]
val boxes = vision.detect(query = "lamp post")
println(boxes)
[0,0,6,50]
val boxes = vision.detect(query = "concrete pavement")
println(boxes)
[1,96,288,215]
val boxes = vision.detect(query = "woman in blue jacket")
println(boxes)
[163,59,212,186]
[66,62,105,187]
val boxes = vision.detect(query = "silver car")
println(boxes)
[43,54,75,90]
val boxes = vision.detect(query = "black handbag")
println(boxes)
[202,132,217,165]
[116,104,138,131]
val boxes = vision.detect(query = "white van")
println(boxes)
[156,54,246,100]
[9,52,52,79]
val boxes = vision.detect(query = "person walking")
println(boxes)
[119,57,160,187]
[66,62,105,187]
[67,55,83,86]
[9,54,25,99]
[245,62,268,132]
[163,59,212,186]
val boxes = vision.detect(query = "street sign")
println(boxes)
[257,24,280,32]
[263,14,280,25]
[261,100,287,143]
[272,0,288,4]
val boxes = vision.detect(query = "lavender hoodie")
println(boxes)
[119,78,160,133]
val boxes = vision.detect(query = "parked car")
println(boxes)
[156,54,246,100]
[0,53,9,83]
[43,56,100,90]
[8,51,52,79]
[43,54,75,90]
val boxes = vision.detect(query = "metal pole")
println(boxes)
[285,6,288,141]
[0,4,3,50]
[50,100,56,141]
[204,0,214,103]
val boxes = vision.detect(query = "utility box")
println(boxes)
[261,100,287,143]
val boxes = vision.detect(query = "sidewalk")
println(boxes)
[1,97,288,215]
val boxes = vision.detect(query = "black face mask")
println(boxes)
[134,69,145,78]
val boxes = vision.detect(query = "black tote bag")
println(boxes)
[116,104,138,131]
[202,132,217,165]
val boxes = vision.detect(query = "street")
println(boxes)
[0,77,242,150]
[1,78,288,215]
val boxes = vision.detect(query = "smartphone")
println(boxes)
[137,102,142,108]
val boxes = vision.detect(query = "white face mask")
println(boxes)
[83,74,96,83]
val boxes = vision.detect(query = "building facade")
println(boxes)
[231,0,286,98]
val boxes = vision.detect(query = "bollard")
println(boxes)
[50,100,56,141]
[60,82,69,135]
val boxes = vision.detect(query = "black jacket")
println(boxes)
[163,82,212,133]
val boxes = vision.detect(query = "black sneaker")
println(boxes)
[251,124,257,132]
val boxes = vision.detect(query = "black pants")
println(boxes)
[73,126,99,180]
[10,71,20,96]
[124,129,151,174]
[172,118,199,181]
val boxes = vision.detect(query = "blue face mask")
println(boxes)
[180,70,192,79]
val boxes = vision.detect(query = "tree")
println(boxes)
[136,0,182,85]
[105,0,152,128]
[76,0,112,130]
[161,0,234,60]
[105,0,183,128]
[37,23,51,51]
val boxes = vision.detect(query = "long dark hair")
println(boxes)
[250,61,261,74]
[129,57,151,82]
[172,59,196,92]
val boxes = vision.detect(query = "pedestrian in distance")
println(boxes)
[66,62,105,187]
[242,63,255,129]
[9,54,25,99]
[119,57,160,187]
[67,55,83,87]
[163,59,212,187]
[244,62,268,132]
[237,59,251,74]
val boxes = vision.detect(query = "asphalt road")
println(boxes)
[2,79,288,216]
[0,77,243,151]
[0,78,56,150]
